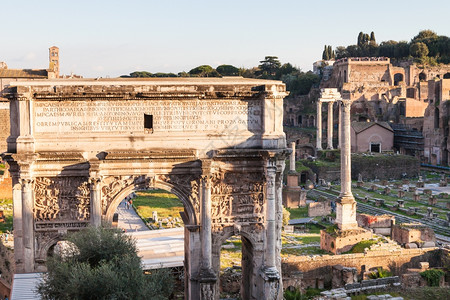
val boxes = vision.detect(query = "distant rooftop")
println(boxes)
[0,68,48,78]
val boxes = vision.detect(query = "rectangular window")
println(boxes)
[144,114,153,133]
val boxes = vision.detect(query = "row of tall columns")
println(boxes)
[316,100,336,150]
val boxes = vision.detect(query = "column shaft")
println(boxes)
[22,179,34,272]
[90,178,102,227]
[265,166,277,268]
[327,101,334,149]
[338,102,342,149]
[201,176,212,270]
[341,100,352,196]
[290,142,296,172]
[316,101,322,150]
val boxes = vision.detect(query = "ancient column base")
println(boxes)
[336,195,358,231]
[198,268,217,300]
[261,267,281,300]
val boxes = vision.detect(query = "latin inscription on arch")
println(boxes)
[33,99,262,134]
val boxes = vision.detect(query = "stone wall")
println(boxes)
[351,154,420,180]
[282,247,442,289]
[391,224,436,245]
[308,201,331,217]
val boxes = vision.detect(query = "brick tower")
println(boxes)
[49,46,59,78]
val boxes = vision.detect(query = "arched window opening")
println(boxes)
[444,72,450,79]
[419,72,427,81]
[297,115,303,126]
[393,73,403,86]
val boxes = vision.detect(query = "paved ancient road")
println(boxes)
[116,199,148,232]
[116,199,184,269]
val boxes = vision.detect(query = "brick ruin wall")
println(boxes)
[282,247,442,289]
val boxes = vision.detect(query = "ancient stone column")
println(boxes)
[265,165,277,270]
[338,102,342,149]
[199,175,216,300]
[290,142,296,171]
[316,100,322,150]
[22,178,35,272]
[336,100,358,230]
[89,177,102,227]
[12,182,24,272]
[201,175,212,271]
[327,101,334,149]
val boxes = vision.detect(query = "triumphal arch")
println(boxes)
[3,78,289,299]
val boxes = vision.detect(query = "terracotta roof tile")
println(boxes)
[352,121,393,133]
[0,69,48,78]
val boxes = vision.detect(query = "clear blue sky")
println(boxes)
[1,0,449,78]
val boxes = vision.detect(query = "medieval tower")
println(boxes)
[49,46,59,78]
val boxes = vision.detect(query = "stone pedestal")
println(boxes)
[428,196,437,206]
[416,181,424,188]
[282,187,306,208]
[409,186,417,193]
[423,189,432,196]
[356,181,364,187]
[397,199,404,208]
[384,187,391,195]
[398,190,405,198]
[375,199,385,207]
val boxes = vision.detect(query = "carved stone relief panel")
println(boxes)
[211,171,265,228]
[101,175,148,215]
[34,177,90,222]
[157,174,201,215]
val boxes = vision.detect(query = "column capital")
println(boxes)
[20,178,34,187]
[200,175,212,188]
[89,177,102,190]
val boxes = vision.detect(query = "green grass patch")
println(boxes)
[281,246,329,256]
[287,206,308,219]
[133,189,183,220]
[344,239,378,254]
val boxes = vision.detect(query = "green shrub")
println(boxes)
[368,267,392,279]
[420,269,445,286]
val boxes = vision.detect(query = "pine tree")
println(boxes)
[322,45,329,60]
[370,31,376,43]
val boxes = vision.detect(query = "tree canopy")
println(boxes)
[332,29,450,64]
[37,226,174,300]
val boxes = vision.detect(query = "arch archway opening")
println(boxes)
[219,234,255,300]
[111,188,188,298]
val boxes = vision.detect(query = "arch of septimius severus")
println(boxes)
[2,78,290,300]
